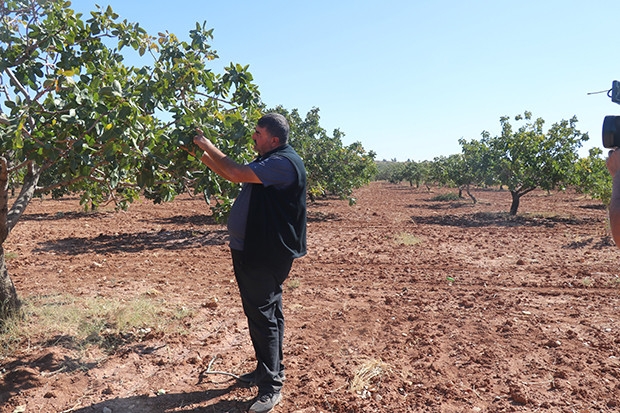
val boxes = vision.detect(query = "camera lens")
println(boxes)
[602,116,620,148]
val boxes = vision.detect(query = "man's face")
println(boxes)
[252,125,279,155]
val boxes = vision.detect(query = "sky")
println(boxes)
[71,0,620,162]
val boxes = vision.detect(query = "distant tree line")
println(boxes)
[374,112,609,215]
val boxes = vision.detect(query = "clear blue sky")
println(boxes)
[72,0,620,161]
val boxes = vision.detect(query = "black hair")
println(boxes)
[257,113,289,144]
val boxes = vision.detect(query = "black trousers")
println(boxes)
[231,249,293,395]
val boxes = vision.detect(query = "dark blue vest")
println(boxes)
[244,144,307,262]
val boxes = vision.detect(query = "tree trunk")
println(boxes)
[0,157,41,322]
[510,191,520,215]
[0,157,20,320]
[0,159,8,248]
[465,185,477,204]
[509,187,537,216]
[0,246,20,321]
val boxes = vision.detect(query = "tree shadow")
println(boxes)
[579,203,606,211]
[33,228,228,255]
[307,210,340,222]
[0,334,250,411]
[0,351,100,405]
[408,200,473,210]
[410,212,599,228]
[0,328,175,405]
[23,210,219,224]
[20,210,100,221]
[563,236,615,249]
[68,385,249,413]
[145,214,220,226]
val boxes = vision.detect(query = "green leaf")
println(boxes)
[13,134,24,149]
[112,80,122,95]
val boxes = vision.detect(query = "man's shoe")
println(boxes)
[249,392,282,413]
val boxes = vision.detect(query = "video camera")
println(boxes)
[602,80,620,148]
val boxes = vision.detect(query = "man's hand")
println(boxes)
[193,128,210,150]
[606,149,620,178]
[608,149,620,178]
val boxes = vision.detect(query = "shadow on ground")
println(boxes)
[410,211,600,228]
[70,385,248,413]
[33,228,228,255]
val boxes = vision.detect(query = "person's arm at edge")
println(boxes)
[606,149,620,246]
[193,129,262,184]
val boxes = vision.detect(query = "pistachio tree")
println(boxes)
[482,112,589,215]
[0,0,261,320]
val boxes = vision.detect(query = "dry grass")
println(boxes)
[0,293,193,357]
[349,358,391,394]
[394,232,422,246]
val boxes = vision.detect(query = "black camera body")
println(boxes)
[602,80,620,148]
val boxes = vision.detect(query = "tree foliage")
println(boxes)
[0,0,262,319]
[1,0,261,213]
[402,160,428,188]
[572,147,612,206]
[271,107,376,203]
[375,160,404,183]
[481,111,589,215]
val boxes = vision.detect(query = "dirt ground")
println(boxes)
[1,181,620,413]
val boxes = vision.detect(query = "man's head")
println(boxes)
[257,113,289,144]
[252,113,290,156]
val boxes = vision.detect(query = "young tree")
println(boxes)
[375,160,405,183]
[429,156,452,188]
[400,160,425,188]
[0,1,260,320]
[482,112,589,215]
[418,160,435,190]
[443,153,478,203]
[440,137,496,203]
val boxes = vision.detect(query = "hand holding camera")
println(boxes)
[607,147,620,177]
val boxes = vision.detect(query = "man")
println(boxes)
[193,113,307,413]
[606,148,620,246]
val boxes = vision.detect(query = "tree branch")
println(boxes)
[3,67,32,103]
[6,161,41,234]
[0,157,9,245]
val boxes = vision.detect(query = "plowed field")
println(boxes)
[2,181,620,412]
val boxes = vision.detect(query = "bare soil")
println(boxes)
[1,181,620,413]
